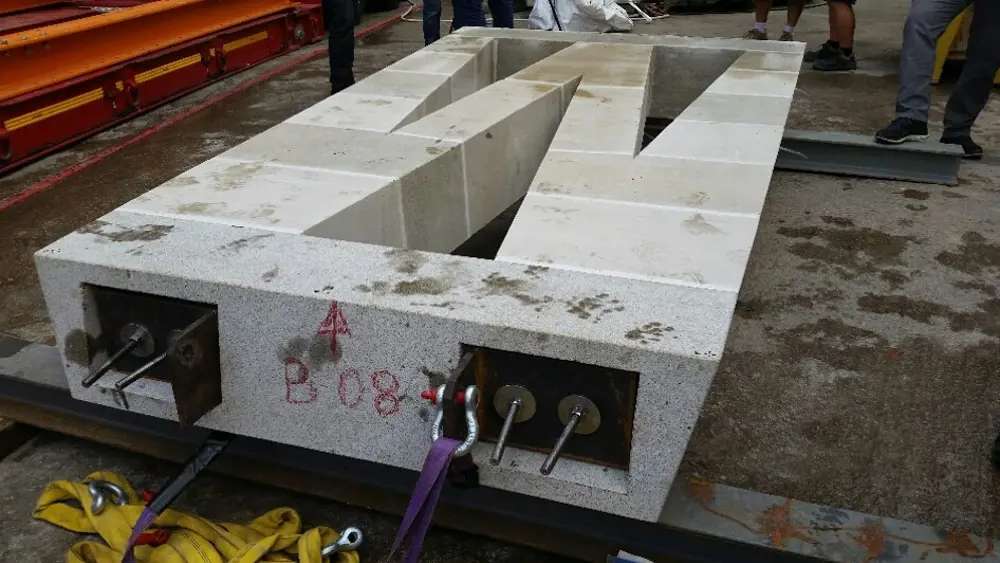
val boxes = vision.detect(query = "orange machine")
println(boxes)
[0,0,324,173]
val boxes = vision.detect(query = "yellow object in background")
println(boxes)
[932,6,1000,85]
[33,471,362,563]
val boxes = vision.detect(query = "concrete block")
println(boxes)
[304,181,407,247]
[34,29,804,523]
[643,120,786,165]
[396,143,468,252]
[397,80,565,232]
[123,157,397,235]
[225,123,453,179]
[387,37,498,103]
[497,193,761,291]
[647,47,739,120]
[36,211,734,522]
[345,69,452,105]
[286,93,429,133]
[532,151,775,215]
[493,37,571,80]
[511,42,653,88]
[550,85,649,155]
[389,50,482,76]
[423,34,496,55]
[730,50,804,73]
[705,68,798,98]
[675,92,793,127]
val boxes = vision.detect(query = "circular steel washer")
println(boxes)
[493,384,537,422]
[557,395,601,435]
[119,323,155,358]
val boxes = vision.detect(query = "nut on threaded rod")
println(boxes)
[539,395,600,475]
[81,324,152,388]
[489,385,536,466]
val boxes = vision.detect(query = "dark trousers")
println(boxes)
[323,0,356,94]
[423,0,442,45]
[452,0,514,30]
[896,0,1000,137]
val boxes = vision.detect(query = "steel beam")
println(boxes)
[0,0,298,102]
[1,335,996,563]
[0,0,64,16]
[0,6,95,35]
[0,1,324,174]
[776,129,965,186]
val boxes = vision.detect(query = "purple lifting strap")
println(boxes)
[121,507,158,563]
[122,438,461,563]
[384,438,461,563]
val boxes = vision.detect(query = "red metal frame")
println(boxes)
[0,2,164,34]
[0,7,94,34]
[0,0,68,16]
[0,3,324,174]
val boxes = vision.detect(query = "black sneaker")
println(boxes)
[804,40,838,62]
[941,135,983,159]
[813,51,857,71]
[875,118,929,144]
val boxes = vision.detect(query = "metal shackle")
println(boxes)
[431,384,480,457]
[88,480,128,515]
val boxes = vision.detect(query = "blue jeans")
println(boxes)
[453,0,514,30]
[423,0,442,45]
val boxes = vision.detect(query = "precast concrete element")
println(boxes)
[34,29,804,522]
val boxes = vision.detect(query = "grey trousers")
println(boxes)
[896,0,1000,137]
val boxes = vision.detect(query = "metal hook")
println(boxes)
[321,526,363,556]
[431,384,480,457]
[88,480,127,515]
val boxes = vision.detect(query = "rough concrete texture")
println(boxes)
[0,432,571,563]
[33,30,804,522]
[0,0,998,539]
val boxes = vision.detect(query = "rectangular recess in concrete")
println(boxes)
[34,29,804,522]
[470,344,639,470]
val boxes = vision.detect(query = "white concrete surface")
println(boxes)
[34,29,803,521]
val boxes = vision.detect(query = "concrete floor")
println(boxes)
[0,431,574,562]
[2,0,1000,557]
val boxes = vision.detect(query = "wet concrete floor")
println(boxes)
[1,0,999,556]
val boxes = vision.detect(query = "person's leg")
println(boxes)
[453,0,487,30]
[779,0,806,40]
[785,0,806,33]
[753,0,772,24]
[895,0,969,123]
[805,3,839,61]
[941,0,1000,157]
[422,0,442,44]
[471,0,488,26]
[814,0,858,71]
[826,1,839,43]
[743,0,772,39]
[875,0,970,143]
[323,0,356,95]
[487,0,514,28]
[831,0,855,53]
